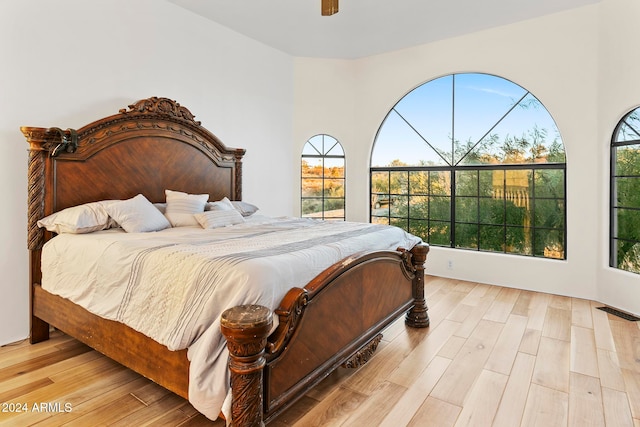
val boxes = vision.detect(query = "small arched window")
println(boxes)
[370,73,566,259]
[611,107,640,274]
[301,134,345,220]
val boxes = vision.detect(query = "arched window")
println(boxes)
[611,107,640,274]
[301,134,345,220]
[370,73,566,259]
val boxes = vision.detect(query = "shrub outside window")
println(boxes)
[371,73,566,259]
[301,134,345,220]
[611,107,640,274]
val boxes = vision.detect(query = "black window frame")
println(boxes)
[610,107,640,274]
[370,73,567,259]
[301,134,346,221]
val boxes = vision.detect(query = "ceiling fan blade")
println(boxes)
[321,0,339,16]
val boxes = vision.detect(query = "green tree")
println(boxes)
[614,146,640,271]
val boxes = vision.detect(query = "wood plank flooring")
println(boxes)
[1,276,639,426]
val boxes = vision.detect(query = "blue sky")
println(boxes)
[371,73,562,167]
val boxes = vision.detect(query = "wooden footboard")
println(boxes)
[221,244,429,426]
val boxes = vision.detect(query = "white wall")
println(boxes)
[292,59,357,213]
[0,0,294,345]
[294,4,640,312]
[596,0,640,316]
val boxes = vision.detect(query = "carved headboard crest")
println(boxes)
[119,97,201,126]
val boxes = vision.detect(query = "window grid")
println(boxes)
[370,73,566,260]
[301,135,345,221]
[610,108,640,274]
[371,163,566,258]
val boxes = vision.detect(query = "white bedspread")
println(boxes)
[41,216,422,421]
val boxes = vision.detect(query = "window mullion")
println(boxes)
[450,169,456,248]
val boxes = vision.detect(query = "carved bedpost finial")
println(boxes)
[119,97,202,126]
[221,305,273,427]
[405,244,430,328]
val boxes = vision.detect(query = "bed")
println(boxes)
[22,96,430,426]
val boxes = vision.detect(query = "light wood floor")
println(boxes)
[1,276,639,426]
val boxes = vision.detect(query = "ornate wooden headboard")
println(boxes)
[22,96,246,252]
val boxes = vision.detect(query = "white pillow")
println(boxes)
[105,194,170,233]
[37,201,114,234]
[195,209,245,229]
[165,189,209,227]
[206,197,235,212]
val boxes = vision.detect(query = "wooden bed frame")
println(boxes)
[22,97,429,427]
